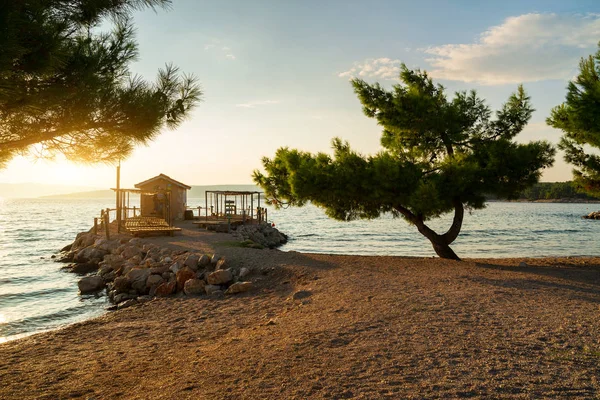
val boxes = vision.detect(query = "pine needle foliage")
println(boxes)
[547,44,600,196]
[254,65,555,259]
[0,0,202,167]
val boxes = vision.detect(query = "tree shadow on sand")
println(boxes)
[471,259,600,304]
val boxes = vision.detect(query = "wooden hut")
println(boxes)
[135,174,191,222]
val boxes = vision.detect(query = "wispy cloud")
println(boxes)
[423,13,600,85]
[338,58,402,80]
[236,100,280,108]
[204,41,236,60]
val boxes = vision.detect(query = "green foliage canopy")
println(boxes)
[547,44,600,195]
[0,0,202,168]
[254,65,555,259]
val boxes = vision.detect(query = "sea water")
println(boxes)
[1,198,600,342]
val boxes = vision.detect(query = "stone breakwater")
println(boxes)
[57,223,288,309]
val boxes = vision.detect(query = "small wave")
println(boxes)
[0,304,102,337]
[0,286,74,302]
[0,276,40,285]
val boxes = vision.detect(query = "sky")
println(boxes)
[1,0,600,189]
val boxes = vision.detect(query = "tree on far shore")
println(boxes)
[254,65,555,260]
[547,43,600,196]
[0,0,201,168]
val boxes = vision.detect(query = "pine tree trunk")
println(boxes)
[430,239,461,261]
[395,200,464,261]
[413,200,464,261]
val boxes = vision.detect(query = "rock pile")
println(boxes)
[61,233,254,309]
[232,223,288,249]
[583,211,600,220]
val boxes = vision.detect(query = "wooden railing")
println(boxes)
[93,206,141,239]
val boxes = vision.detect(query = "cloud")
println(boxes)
[204,42,236,60]
[338,58,402,80]
[236,100,280,108]
[424,13,600,85]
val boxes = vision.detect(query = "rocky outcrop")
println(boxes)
[583,211,600,220]
[65,232,257,307]
[231,223,288,249]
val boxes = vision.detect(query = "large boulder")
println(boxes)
[155,281,176,297]
[98,255,125,274]
[176,267,196,291]
[69,262,100,275]
[206,269,233,285]
[78,276,105,294]
[121,246,142,260]
[128,238,144,247]
[146,274,164,289]
[225,281,253,295]
[112,276,131,294]
[74,247,108,264]
[169,261,182,274]
[215,258,229,270]
[94,239,120,253]
[72,232,98,251]
[126,268,151,293]
[198,255,210,267]
[183,279,206,296]
[113,293,137,304]
[183,254,201,271]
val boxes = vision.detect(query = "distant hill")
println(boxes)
[37,184,261,200]
[40,189,114,199]
[0,183,102,199]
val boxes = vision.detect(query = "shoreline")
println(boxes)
[1,223,600,398]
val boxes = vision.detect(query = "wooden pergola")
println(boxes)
[204,190,265,223]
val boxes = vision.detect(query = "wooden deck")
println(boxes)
[124,217,181,237]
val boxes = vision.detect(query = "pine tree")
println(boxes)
[0,0,201,168]
[254,65,555,260]
[547,44,600,195]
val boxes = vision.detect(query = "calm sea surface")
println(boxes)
[1,198,600,342]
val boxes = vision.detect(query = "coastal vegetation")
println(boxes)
[0,0,201,168]
[548,44,600,196]
[518,181,600,201]
[255,65,555,260]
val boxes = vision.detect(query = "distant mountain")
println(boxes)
[40,189,114,199]
[0,183,102,199]
[37,184,261,200]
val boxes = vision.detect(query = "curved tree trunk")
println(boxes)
[429,238,461,260]
[397,200,464,261]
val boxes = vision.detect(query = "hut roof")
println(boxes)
[134,174,191,190]
[206,190,261,195]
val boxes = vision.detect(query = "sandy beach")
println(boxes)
[1,224,599,399]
